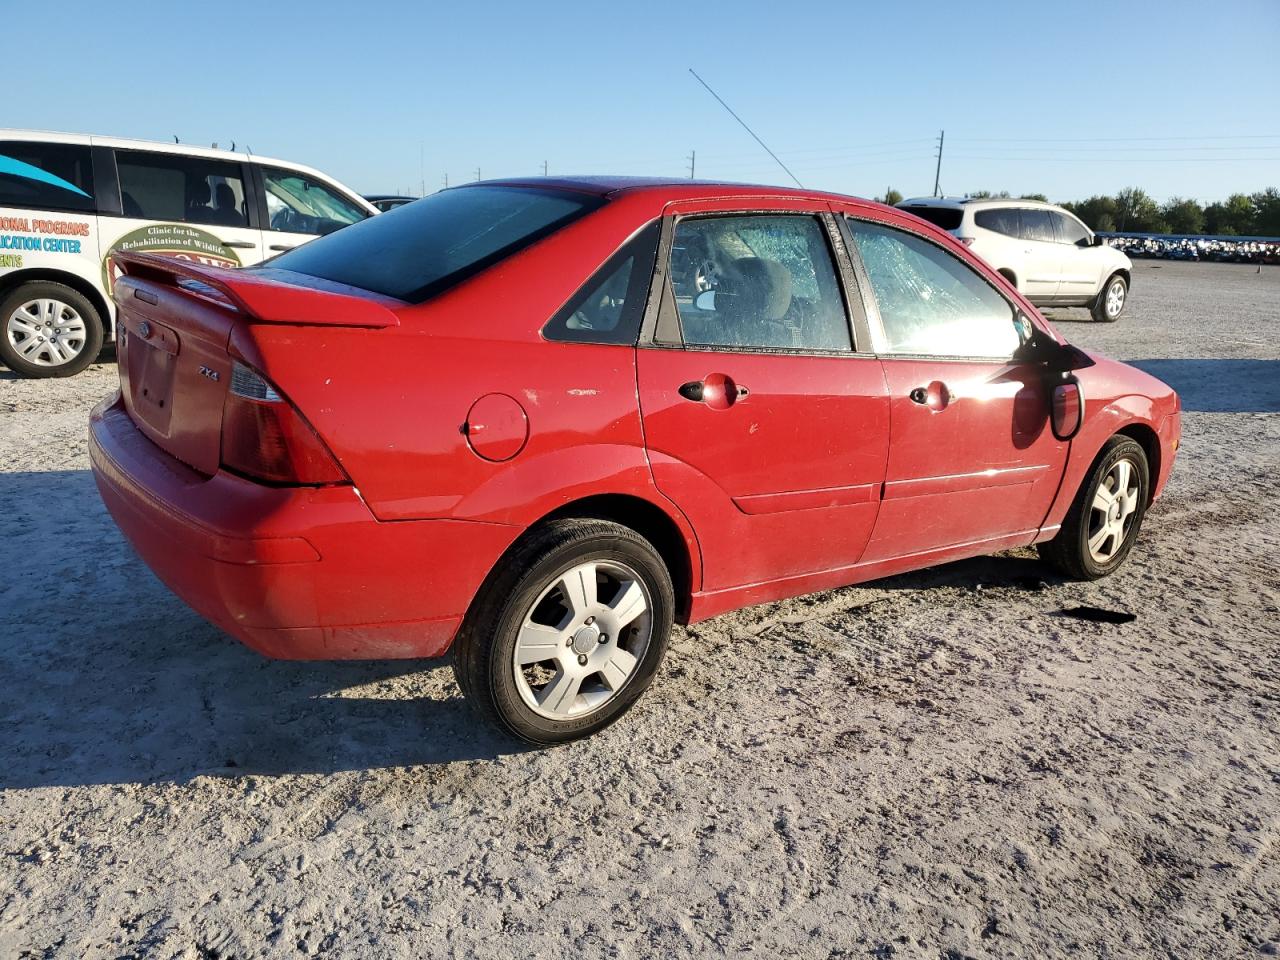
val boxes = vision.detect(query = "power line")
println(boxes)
[688,67,804,188]
[948,155,1280,163]
[958,133,1280,143]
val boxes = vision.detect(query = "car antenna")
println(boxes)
[687,67,804,188]
[230,141,236,151]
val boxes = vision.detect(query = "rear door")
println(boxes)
[636,202,890,593]
[1016,208,1062,298]
[101,147,264,300]
[840,214,1068,562]
[254,164,370,256]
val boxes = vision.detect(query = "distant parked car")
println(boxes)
[0,130,377,377]
[365,195,417,213]
[897,197,1132,323]
[90,177,1180,744]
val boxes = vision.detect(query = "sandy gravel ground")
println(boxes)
[1,261,1278,959]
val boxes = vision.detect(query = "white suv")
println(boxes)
[0,130,378,377]
[896,197,1132,323]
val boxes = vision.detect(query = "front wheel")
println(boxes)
[452,519,674,744]
[1039,436,1149,580]
[0,281,104,378]
[1091,273,1127,322]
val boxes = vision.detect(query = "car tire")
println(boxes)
[452,518,674,744]
[1038,436,1149,580]
[0,281,105,378]
[1091,273,1127,323]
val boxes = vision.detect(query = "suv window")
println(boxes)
[0,141,96,213]
[668,215,851,352]
[1050,211,1090,246]
[1019,209,1056,243]
[261,167,367,236]
[846,219,1019,358]
[268,185,601,302]
[973,207,1020,238]
[116,150,248,227]
[899,205,962,231]
[544,221,659,345]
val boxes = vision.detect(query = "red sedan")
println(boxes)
[89,178,1180,743]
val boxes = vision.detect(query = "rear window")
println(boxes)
[898,205,962,231]
[0,140,96,213]
[268,185,602,302]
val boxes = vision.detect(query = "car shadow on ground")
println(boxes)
[0,469,528,791]
[1127,359,1280,413]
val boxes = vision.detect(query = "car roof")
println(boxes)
[899,195,1061,210]
[474,175,880,207]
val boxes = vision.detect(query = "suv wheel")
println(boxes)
[452,519,674,744]
[0,281,104,378]
[1091,274,1127,323]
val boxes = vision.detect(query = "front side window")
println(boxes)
[268,185,601,302]
[1051,212,1090,246]
[973,207,1020,238]
[1019,209,1056,243]
[116,150,247,227]
[261,168,368,235]
[668,215,851,352]
[846,219,1019,358]
[0,141,95,213]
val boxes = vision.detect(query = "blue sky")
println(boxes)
[8,0,1278,203]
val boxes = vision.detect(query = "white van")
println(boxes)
[0,130,378,377]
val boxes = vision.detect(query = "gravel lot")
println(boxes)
[1,260,1278,959]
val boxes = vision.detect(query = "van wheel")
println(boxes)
[1038,436,1149,580]
[452,519,674,744]
[0,281,104,378]
[1091,274,1127,322]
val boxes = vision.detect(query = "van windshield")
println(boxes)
[266,185,602,302]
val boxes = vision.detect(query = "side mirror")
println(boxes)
[1090,234,1105,247]
[1013,314,1096,372]
[694,290,716,311]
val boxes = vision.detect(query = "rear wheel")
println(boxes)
[1039,436,1149,580]
[452,519,674,744]
[0,281,104,378]
[1091,273,1127,322]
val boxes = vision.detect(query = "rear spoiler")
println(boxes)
[112,252,400,329]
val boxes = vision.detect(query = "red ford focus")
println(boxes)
[89,178,1180,743]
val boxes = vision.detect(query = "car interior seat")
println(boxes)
[712,256,794,347]
[213,182,245,227]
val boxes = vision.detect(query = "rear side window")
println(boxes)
[1019,209,1056,243]
[269,185,601,302]
[544,221,659,345]
[668,215,851,352]
[116,150,248,227]
[974,207,1020,238]
[846,219,1019,358]
[899,205,963,231]
[0,141,95,213]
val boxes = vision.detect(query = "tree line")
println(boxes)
[879,187,1280,237]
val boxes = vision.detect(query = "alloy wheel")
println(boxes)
[1087,457,1140,563]
[1105,279,1126,319]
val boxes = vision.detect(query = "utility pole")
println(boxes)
[475,167,481,182]
[419,142,425,197]
[542,160,548,176]
[933,130,945,198]
[687,149,696,179]
[443,173,449,189]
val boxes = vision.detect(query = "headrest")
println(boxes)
[717,257,792,322]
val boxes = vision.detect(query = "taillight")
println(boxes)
[221,361,348,485]
[1051,379,1083,440]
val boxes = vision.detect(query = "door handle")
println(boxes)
[268,244,295,252]
[220,240,256,249]
[678,373,747,410]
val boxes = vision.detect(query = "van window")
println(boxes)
[115,150,248,227]
[0,141,96,213]
[1019,209,1056,243]
[261,168,367,236]
[1051,212,1090,246]
[973,207,1020,238]
[899,205,962,231]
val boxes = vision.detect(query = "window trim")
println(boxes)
[838,213,1024,363]
[638,209,869,357]
[541,219,661,346]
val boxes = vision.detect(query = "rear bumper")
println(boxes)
[89,393,519,660]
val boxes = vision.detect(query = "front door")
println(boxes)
[256,164,370,258]
[841,215,1068,562]
[102,148,265,299]
[637,206,890,593]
